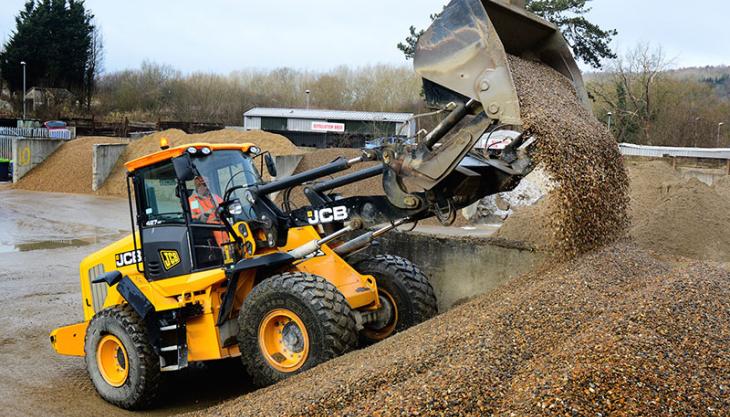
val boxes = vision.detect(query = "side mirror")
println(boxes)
[264,153,278,178]
[172,154,195,181]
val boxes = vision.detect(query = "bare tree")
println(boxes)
[589,44,671,143]
[588,43,730,148]
[84,25,104,110]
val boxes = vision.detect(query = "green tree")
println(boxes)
[397,10,444,61]
[0,0,100,107]
[398,0,617,68]
[526,0,616,68]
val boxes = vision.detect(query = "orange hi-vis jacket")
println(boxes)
[189,193,228,245]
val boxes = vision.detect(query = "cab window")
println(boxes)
[140,163,185,226]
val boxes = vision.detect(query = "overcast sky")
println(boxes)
[1,0,729,74]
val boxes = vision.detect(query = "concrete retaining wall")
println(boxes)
[273,154,303,179]
[12,138,63,182]
[676,167,728,186]
[368,232,543,311]
[92,143,129,191]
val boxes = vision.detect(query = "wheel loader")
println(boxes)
[50,0,588,409]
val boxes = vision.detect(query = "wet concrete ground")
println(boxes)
[0,189,253,417]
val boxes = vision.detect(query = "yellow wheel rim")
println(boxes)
[363,288,399,341]
[96,335,129,387]
[258,308,310,373]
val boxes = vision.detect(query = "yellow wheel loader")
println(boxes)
[50,0,588,409]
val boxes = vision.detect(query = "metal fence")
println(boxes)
[619,143,730,160]
[0,136,12,159]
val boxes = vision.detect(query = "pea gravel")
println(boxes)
[193,242,729,416]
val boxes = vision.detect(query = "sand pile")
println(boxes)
[715,174,730,199]
[631,177,730,262]
[507,55,630,256]
[625,159,683,221]
[98,129,300,196]
[13,137,127,194]
[193,242,730,416]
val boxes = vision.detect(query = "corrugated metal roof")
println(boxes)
[244,107,413,123]
[619,143,730,160]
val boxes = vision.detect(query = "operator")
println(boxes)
[189,176,222,223]
[189,176,229,246]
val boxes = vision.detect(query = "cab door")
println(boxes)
[135,161,194,280]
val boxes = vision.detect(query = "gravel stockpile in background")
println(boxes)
[98,129,300,196]
[509,55,630,257]
[193,242,730,416]
[13,136,127,194]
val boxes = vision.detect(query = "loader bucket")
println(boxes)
[414,0,590,126]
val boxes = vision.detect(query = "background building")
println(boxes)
[243,107,416,148]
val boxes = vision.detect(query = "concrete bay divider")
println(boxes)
[11,137,64,182]
[368,231,543,311]
[272,154,304,179]
[92,143,130,191]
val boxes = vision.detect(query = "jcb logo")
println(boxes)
[307,206,348,225]
[159,250,181,270]
[115,250,142,267]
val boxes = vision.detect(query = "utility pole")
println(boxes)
[305,89,311,110]
[607,111,613,131]
[20,61,26,121]
[719,122,725,148]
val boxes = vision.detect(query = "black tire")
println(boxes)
[84,304,160,410]
[354,255,438,344]
[237,272,357,387]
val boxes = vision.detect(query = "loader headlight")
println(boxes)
[228,201,243,216]
[187,147,197,154]
[248,146,261,155]
[201,147,211,155]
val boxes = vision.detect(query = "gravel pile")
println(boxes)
[508,55,630,257]
[193,242,730,416]
[98,129,300,196]
[13,136,127,194]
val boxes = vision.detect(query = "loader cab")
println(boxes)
[126,143,269,280]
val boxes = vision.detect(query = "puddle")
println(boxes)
[0,237,102,253]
